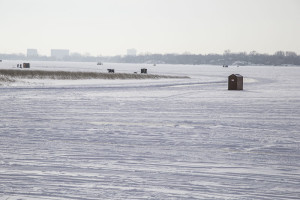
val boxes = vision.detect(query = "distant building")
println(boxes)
[27,49,38,57]
[127,49,137,56]
[51,49,69,59]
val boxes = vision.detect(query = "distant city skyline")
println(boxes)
[5,48,300,57]
[1,0,300,56]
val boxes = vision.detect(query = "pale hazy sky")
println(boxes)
[0,0,299,56]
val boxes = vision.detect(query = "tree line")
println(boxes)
[1,51,300,66]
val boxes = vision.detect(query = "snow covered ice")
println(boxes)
[0,61,300,199]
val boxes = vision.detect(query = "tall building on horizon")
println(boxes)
[27,49,38,57]
[51,49,69,59]
[127,48,137,56]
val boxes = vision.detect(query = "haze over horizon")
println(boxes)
[1,0,300,56]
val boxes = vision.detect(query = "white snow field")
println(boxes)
[0,61,300,200]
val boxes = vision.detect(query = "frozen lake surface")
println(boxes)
[0,61,300,199]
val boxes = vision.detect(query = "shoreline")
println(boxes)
[0,69,189,83]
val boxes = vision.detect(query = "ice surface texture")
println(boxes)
[0,62,299,199]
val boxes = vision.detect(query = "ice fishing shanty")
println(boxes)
[107,69,115,73]
[141,68,147,74]
[228,74,243,90]
[23,63,30,68]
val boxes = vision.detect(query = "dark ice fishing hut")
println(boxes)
[228,74,243,90]
[23,63,30,68]
[107,69,114,73]
[141,68,147,74]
